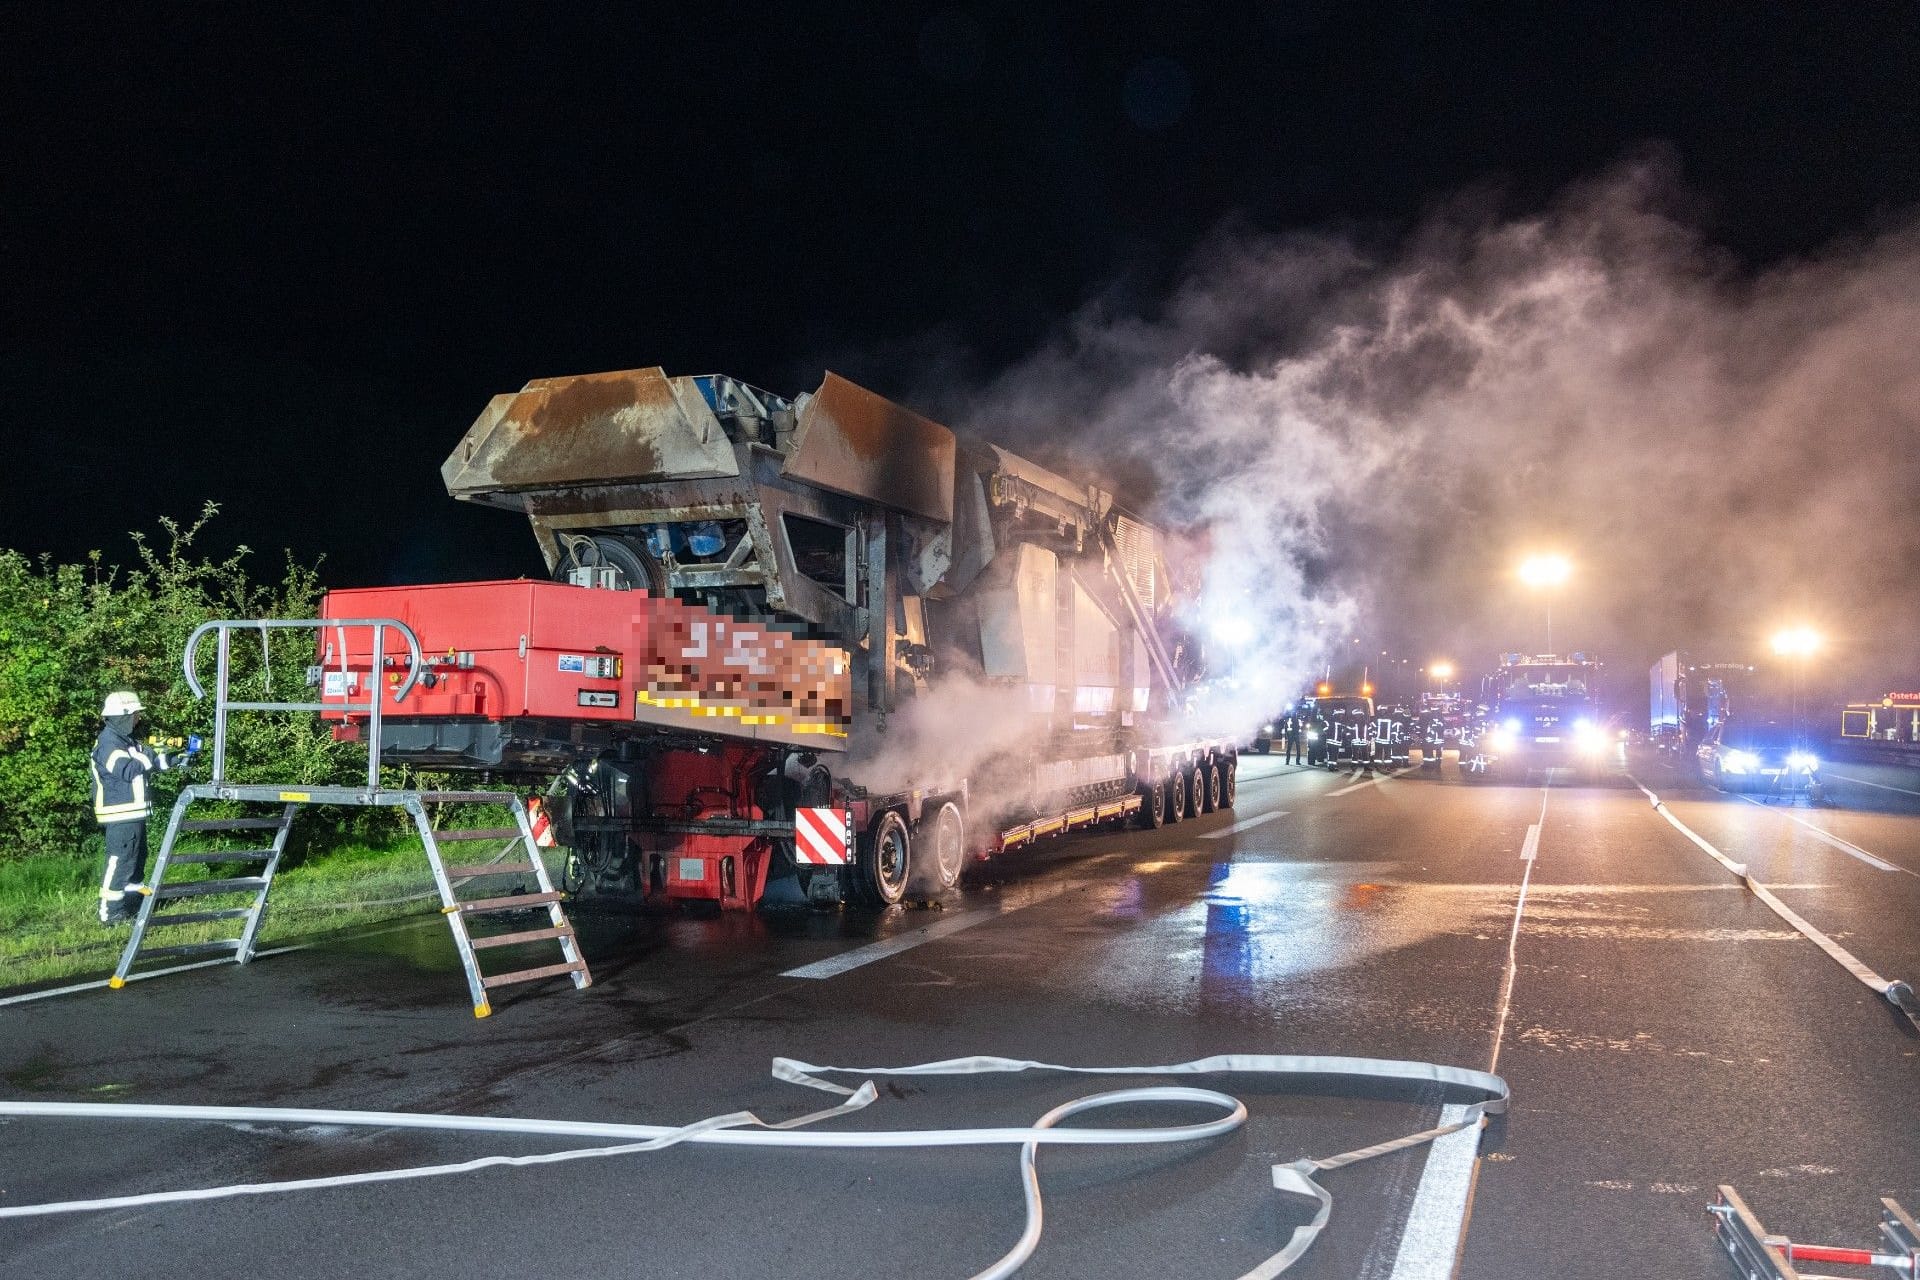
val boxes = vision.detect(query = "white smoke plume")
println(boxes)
[846,672,1040,812]
[949,152,1920,729]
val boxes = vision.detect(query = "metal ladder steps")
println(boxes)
[444,862,537,878]
[468,925,575,951]
[144,908,254,927]
[450,891,563,914]
[138,939,244,961]
[168,849,274,864]
[436,828,523,842]
[154,877,271,899]
[179,818,287,832]
[479,959,589,990]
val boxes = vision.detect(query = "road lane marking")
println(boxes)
[1387,1102,1477,1280]
[1489,785,1549,1074]
[1739,797,1911,875]
[1413,783,1547,1278]
[1328,766,1418,797]
[1199,810,1290,839]
[0,919,437,1010]
[780,881,1078,979]
[1823,770,1920,798]
[1630,777,1920,1028]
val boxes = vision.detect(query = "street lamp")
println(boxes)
[1430,660,1455,683]
[1769,627,1820,659]
[1517,554,1572,654]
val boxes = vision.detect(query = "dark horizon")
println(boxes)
[5,3,1918,692]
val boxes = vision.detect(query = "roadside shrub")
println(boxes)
[0,504,368,863]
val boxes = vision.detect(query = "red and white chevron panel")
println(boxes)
[526,797,557,848]
[794,807,852,865]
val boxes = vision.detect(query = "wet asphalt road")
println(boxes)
[3,750,1919,1279]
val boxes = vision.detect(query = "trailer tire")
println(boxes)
[1138,779,1167,828]
[1188,765,1207,817]
[1165,770,1186,824]
[854,810,912,907]
[915,801,966,893]
[1203,762,1222,812]
[1220,759,1237,809]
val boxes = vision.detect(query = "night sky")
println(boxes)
[5,2,1918,614]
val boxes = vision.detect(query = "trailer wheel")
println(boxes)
[1188,765,1207,817]
[1165,769,1186,824]
[1138,779,1167,828]
[917,801,966,893]
[854,810,912,907]
[1202,762,1222,812]
[1220,759,1237,809]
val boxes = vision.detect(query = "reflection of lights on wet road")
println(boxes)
[1104,876,1147,921]
[1191,862,1508,999]
[1202,864,1254,996]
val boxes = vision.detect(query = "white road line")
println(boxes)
[1387,1102,1477,1280]
[1329,766,1418,797]
[1396,784,1546,1279]
[1489,786,1549,1075]
[1823,770,1920,798]
[780,883,1076,979]
[1199,810,1290,840]
[1740,797,1909,874]
[0,919,436,1010]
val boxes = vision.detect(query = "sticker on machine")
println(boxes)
[794,807,852,865]
[557,654,586,673]
[577,689,619,708]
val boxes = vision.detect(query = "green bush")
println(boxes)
[0,504,371,864]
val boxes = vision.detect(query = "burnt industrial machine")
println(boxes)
[321,368,1236,910]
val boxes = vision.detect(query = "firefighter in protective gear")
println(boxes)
[1282,710,1306,765]
[90,691,192,923]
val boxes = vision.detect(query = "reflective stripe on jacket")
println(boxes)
[91,726,170,824]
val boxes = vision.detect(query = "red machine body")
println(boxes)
[316,579,854,909]
[318,579,849,747]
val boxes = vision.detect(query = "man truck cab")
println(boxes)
[1474,653,1613,782]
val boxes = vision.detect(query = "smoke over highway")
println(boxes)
[951,153,1920,729]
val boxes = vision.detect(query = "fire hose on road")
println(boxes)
[0,1052,1507,1280]
[1633,780,1920,1032]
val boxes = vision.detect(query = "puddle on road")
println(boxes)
[323,919,464,973]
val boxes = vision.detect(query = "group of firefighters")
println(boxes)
[1266,702,1444,768]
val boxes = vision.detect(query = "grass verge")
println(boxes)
[0,830,560,992]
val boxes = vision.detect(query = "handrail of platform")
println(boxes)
[182,617,424,790]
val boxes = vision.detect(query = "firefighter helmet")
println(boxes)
[101,691,144,717]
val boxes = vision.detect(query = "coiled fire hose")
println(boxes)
[0,1053,1505,1279]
